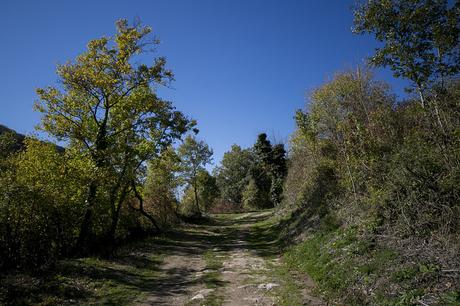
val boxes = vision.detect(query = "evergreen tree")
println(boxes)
[269,144,287,205]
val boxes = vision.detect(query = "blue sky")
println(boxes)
[0,0,408,165]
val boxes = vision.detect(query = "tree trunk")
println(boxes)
[107,184,129,244]
[418,87,426,109]
[131,181,161,232]
[76,117,108,255]
[137,206,161,232]
[193,180,201,216]
[75,182,97,255]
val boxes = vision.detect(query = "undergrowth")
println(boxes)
[280,210,460,305]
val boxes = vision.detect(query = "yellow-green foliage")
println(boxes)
[0,139,92,268]
[143,147,182,227]
[0,19,194,269]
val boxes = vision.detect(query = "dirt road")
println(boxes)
[135,211,282,305]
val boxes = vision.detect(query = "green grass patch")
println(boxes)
[267,261,304,306]
[200,249,225,305]
[283,225,398,304]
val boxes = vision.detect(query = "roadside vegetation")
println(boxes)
[272,1,460,304]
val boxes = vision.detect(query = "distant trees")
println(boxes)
[178,135,213,216]
[215,145,254,205]
[180,169,220,216]
[214,134,287,211]
[241,177,265,210]
[196,170,220,212]
[253,133,287,207]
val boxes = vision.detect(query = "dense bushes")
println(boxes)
[0,139,89,268]
[279,66,460,303]
[287,67,460,236]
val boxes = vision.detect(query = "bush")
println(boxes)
[0,139,90,269]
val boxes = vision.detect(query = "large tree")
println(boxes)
[35,19,193,251]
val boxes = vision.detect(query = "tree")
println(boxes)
[178,135,213,216]
[252,133,287,207]
[196,170,220,212]
[295,69,396,206]
[269,143,287,205]
[354,0,460,107]
[242,178,262,211]
[35,19,193,251]
[245,165,272,209]
[254,133,273,169]
[0,132,18,171]
[252,133,274,207]
[135,146,183,228]
[180,169,220,215]
[214,144,254,204]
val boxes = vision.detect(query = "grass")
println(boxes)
[283,225,400,304]
[202,249,224,289]
[0,247,166,305]
[266,260,304,306]
[279,215,460,305]
[194,245,226,305]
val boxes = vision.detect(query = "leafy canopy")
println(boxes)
[35,19,193,169]
[354,0,460,97]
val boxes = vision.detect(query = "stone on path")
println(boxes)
[190,293,204,300]
[257,283,280,290]
[190,288,215,301]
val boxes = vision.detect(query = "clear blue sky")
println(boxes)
[0,0,408,165]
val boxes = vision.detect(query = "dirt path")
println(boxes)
[134,211,278,305]
[134,210,320,306]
